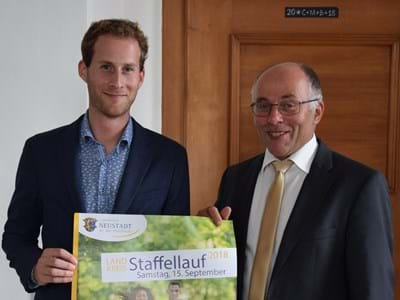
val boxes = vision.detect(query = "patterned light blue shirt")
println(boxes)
[79,113,133,213]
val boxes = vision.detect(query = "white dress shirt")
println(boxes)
[242,135,318,299]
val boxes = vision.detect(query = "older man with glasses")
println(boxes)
[199,62,393,300]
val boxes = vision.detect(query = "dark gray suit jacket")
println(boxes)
[216,140,393,300]
[2,115,190,300]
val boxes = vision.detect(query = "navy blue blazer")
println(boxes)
[216,140,393,300]
[2,115,190,300]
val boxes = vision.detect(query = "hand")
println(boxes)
[33,248,77,285]
[198,206,232,226]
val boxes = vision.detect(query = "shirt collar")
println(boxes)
[81,113,94,141]
[261,134,318,174]
[80,112,134,150]
[120,117,134,148]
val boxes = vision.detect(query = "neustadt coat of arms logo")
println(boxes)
[83,217,97,232]
[78,214,147,242]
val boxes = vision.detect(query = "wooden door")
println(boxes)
[163,0,400,296]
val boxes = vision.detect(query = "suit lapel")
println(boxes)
[234,155,264,298]
[235,155,264,254]
[271,141,334,279]
[112,120,152,213]
[57,116,84,212]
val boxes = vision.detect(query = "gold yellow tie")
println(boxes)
[249,159,293,300]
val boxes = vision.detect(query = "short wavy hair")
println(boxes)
[81,19,148,71]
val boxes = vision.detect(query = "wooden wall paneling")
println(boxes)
[392,41,400,299]
[229,35,241,164]
[162,0,186,144]
[185,0,232,214]
[388,41,399,191]
[232,0,400,34]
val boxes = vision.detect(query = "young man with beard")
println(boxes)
[2,19,190,300]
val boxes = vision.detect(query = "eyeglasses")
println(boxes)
[250,98,320,116]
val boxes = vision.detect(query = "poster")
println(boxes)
[72,213,236,300]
